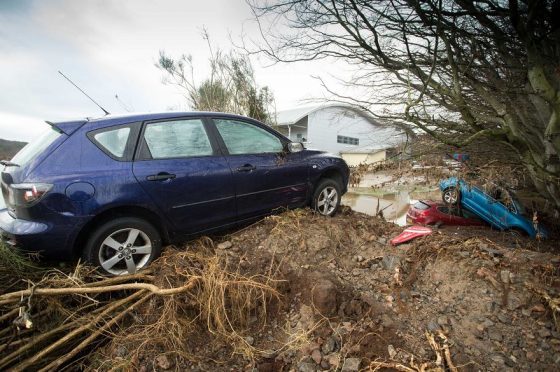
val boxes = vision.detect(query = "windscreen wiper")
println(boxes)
[0,160,19,167]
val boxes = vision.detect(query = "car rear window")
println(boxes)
[413,201,430,210]
[94,127,131,158]
[11,127,62,166]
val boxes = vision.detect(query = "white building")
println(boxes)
[274,105,405,166]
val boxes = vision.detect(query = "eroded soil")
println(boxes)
[95,208,560,371]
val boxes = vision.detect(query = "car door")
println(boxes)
[210,118,309,220]
[132,117,236,235]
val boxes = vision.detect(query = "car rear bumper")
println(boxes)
[0,209,78,258]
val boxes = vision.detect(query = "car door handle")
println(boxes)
[236,164,256,172]
[146,172,176,181]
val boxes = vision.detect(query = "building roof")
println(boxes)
[275,104,380,127]
[276,105,322,125]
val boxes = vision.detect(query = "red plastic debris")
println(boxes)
[390,225,433,246]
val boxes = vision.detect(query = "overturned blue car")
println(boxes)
[439,177,547,239]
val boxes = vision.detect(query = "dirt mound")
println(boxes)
[99,209,560,370]
[1,209,559,370]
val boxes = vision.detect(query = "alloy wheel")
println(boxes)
[97,228,152,275]
[443,189,458,204]
[317,186,339,215]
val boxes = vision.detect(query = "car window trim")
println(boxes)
[87,122,141,162]
[208,117,289,156]
[134,117,222,161]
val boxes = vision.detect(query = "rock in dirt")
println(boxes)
[155,355,173,370]
[341,357,361,371]
[500,270,511,284]
[298,362,316,372]
[311,348,322,364]
[311,279,339,316]
[538,328,551,338]
[491,354,506,365]
[244,336,255,346]
[488,328,503,341]
[437,316,449,327]
[388,344,397,359]
[381,255,400,270]
[507,294,524,310]
[321,336,338,354]
[381,313,395,328]
[217,241,233,250]
[427,321,440,332]
[325,354,340,368]
[479,243,503,257]
[497,312,512,324]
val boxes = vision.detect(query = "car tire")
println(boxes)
[312,178,342,217]
[83,217,162,276]
[442,188,460,205]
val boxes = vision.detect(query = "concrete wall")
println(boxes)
[306,106,402,154]
[341,150,386,166]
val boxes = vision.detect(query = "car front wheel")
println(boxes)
[83,217,162,276]
[313,178,342,217]
[442,188,460,205]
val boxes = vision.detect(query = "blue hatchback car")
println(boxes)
[0,112,349,275]
[439,177,546,238]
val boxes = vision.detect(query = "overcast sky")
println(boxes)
[0,0,344,141]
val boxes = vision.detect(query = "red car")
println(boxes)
[406,200,486,226]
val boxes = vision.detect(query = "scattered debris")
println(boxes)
[390,225,433,245]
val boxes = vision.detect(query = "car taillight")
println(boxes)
[11,183,52,206]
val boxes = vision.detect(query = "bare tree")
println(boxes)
[248,0,560,209]
[157,31,276,123]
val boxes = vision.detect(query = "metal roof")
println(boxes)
[275,104,380,127]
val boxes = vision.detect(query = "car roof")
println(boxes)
[86,111,259,126]
[49,111,291,141]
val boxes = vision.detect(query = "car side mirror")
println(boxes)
[287,142,304,153]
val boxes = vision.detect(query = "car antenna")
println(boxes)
[58,70,110,115]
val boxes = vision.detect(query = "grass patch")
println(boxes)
[0,241,42,290]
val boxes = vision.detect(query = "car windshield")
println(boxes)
[508,191,526,215]
[413,201,431,210]
[11,127,62,166]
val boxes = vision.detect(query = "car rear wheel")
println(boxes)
[442,188,459,205]
[313,178,342,217]
[83,217,162,276]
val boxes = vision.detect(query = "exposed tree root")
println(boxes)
[0,245,281,371]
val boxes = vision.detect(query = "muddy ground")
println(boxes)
[88,208,560,371]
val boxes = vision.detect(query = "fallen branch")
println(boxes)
[38,292,153,372]
[0,322,75,369]
[9,290,146,371]
[437,331,458,372]
[369,361,419,371]
[0,277,200,304]
[0,308,19,323]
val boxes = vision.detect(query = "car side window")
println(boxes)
[214,119,283,155]
[93,127,130,157]
[143,119,213,159]
[437,206,449,214]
